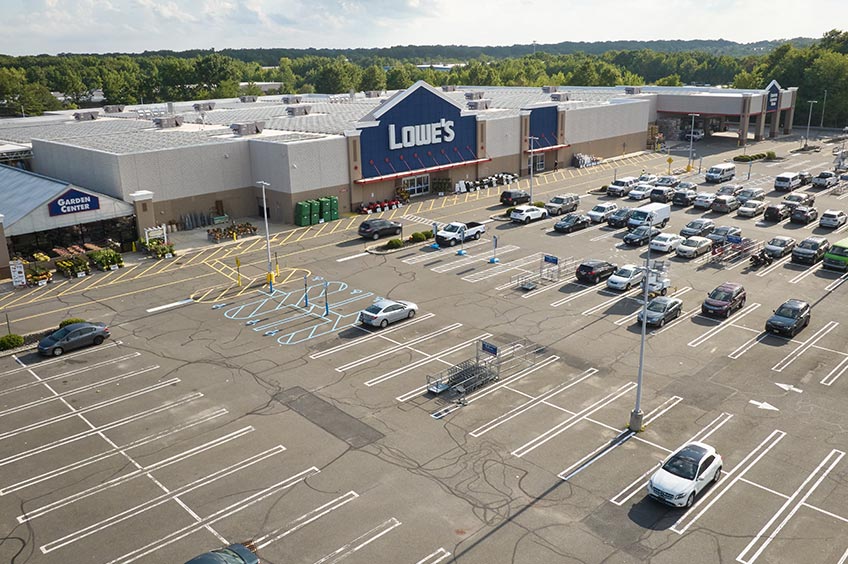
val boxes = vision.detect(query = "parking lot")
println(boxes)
[2,136,848,563]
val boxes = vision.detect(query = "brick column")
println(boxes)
[129,190,157,232]
[783,88,798,134]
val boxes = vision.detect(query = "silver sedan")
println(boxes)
[359,299,418,328]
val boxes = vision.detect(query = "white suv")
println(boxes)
[587,202,619,223]
[510,205,548,224]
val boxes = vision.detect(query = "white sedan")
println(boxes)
[359,298,418,328]
[648,442,722,508]
[606,264,644,291]
[737,199,766,217]
[628,183,654,201]
[693,192,717,210]
[650,233,684,253]
[676,236,712,258]
[510,205,548,224]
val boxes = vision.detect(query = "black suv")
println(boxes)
[765,299,811,337]
[575,260,617,284]
[792,236,831,264]
[672,189,698,207]
[358,219,403,240]
[798,171,813,186]
[500,189,531,206]
[702,282,746,318]
[607,207,634,228]
[764,203,791,222]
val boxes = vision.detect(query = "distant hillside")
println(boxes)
[130,38,818,66]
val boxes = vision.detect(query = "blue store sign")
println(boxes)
[529,105,559,149]
[48,188,100,216]
[357,82,478,179]
[765,80,781,112]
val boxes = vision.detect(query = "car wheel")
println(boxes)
[449,239,457,247]
[593,275,600,284]
[725,308,732,319]
[52,347,64,357]
[542,212,548,219]
[372,233,380,241]
[674,308,681,319]
[380,319,389,328]
[408,309,416,319]
[713,466,722,483]
[395,228,402,235]
[625,283,631,290]
[474,232,481,240]
[658,318,665,327]
[524,217,530,225]
[686,493,695,508]
[660,288,668,296]
[93,336,104,345]
[740,298,746,309]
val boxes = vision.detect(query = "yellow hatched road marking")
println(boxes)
[2,286,50,309]
[103,264,138,286]
[83,270,117,291]
[275,229,298,247]
[201,245,230,263]
[295,227,312,242]
[24,281,67,303]
[58,274,96,297]
[312,223,330,237]
[428,200,435,211]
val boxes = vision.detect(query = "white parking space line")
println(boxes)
[0,352,142,394]
[687,303,761,348]
[463,253,543,283]
[789,264,819,284]
[336,252,370,263]
[736,449,845,564]
[311,517,401,564]
[0,342,125,377]
[39,445,287,552]
[431,245,520,273]
[19,427,256,521]
[430,355,560,419]
[839,547,848,564]
[0,408,228,495]
[756,255,793,277]
[567,223,606,237]
[558,396,682,481]
[610,412,733,506]
[821,357,848,386]
[772,321,839,372]
[336,324,462,372]
[728,332,770,360]
[825,271,848,292]
[590,229,620,242]
[254,490,359,550]
[550,282,598,307]
[469,368,598,437]
[0,378,180,442]
[105,467,323,564]
[365,334,491,387]
[652,307,700,335]
[0,394,204,468]
[401,239,488,264]
[519,276,579,299]
[0,365,159,418]
[416,547,452,564]
[802,503,848,526]
[402,215,446,228]
[512,382,637,458]
[671,429,786,535]
[309,313,435,359]
[614,287,691,326]
[582,288,641,316]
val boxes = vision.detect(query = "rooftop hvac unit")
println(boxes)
[467,99,491,110]
[73,111,99,121]
[624,87,642,95]
[103,105,125,113]
[281,95,302,104]
[464,91,484,100]
[286,105,311,116]
[441,85,457,92]
[550,92,570,102]
[193,102,216,112]
[542,86,559,93]
[239,95,258,103]
[229,121,265,135]
[365,90,382,98]
[153,116,184,129]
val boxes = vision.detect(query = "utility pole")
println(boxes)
[528,135,539,203]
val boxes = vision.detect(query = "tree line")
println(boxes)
[0,30,845,128]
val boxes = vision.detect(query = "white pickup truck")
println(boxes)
[813,171,839,188]
[435,221,486,247]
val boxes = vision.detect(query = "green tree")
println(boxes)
[732,69,763,89]
[386,65,412,90]
[194,53,239,92]
[277,57,297,93]
[655,74,683,86]
[359,65,387,91]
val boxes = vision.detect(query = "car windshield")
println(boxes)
[560,216,576,223]
[768,238,788,247]
[686,221,703,229]
[612,209,629,217]
[442,224,461,233]
[591,205,607,212]
[714,227,731,236]
[823,213,838,219]
[632,226,650,235]
[709,288,733,301]
[683,238,700,246]
[655,234,671,242]
[647,301,667,313]
[740,190,756,198]
[51,327,72,339]
[786,195,802,202]
[615,268,634,278]
[799,240,819,250]
[663,455,698,480]
[830,246,848,257]
[365,305,383,314]
[775,305,800,318]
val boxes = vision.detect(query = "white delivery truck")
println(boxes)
[626,202,671,230]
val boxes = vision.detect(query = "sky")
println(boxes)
[0,0,838,56]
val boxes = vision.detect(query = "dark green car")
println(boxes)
[185,543,259,564]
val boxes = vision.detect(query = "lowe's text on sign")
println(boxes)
[48,189,100,216]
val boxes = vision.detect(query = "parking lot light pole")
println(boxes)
[629,222,656,432]
[528,136,539,202]
[804,101,818,149]
[257,180,274,292]
[687,113,699,170]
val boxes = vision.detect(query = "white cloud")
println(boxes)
[0,0,839,55]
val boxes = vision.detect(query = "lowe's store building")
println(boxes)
[0,80,798,277]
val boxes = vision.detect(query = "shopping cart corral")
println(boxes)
[704,237,761,268]
[511,255,575,291]
[426,338,547,405]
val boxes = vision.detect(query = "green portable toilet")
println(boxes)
[294,201,310,226]
[308,200,320,225]
[329,196,339,220]
[319,197,332,221]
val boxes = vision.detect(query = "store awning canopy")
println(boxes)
[526,143,571,154]
[355,156,492,185]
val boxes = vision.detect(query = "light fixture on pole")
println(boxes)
[687,113,699,170]
[820,90,827,128]
[256,180,274,292]
[804,100,817,149]
[528,135,539,202]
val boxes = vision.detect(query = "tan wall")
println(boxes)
[152,186,256,227]
[566,131,647,163]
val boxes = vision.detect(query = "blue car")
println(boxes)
[185,542,259,564]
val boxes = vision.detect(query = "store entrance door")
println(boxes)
[402,174,430,197]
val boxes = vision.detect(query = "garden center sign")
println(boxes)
[48,188,100,216]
